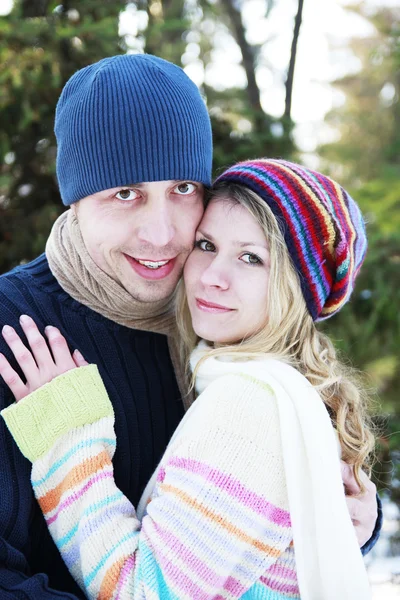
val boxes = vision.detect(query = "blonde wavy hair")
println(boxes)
[176,182,375,490]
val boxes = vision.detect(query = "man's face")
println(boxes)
[73,180,204,303]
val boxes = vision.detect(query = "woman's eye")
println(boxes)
[174,182,197,195]
[240,253,262,265]
[115,189,139,201]
[195,239,215,252]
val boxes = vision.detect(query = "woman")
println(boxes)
[1,159,374,599]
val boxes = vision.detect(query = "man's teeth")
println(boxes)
[137,259,170,269]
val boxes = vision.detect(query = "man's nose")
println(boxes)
[137,204,175,247]
[200,258,230,290]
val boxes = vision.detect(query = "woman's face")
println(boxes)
[184,198,270,345]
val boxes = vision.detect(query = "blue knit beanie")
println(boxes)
[55,54,213,205]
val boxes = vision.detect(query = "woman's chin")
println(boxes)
[191,314,241,346]
[193,324,217,344]
[192,326,235,346]
[193,327,215,343]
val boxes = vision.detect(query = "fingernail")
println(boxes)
[46,326,59,338]
[74,349,84,360]
[2,325,13,335]
[19,315,31,324]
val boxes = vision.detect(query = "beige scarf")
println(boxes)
[46,211,191,409]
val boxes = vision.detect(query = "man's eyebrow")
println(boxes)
[173,180,202,185]
[120,180,201,187]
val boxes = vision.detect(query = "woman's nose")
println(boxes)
[199,258,230,290]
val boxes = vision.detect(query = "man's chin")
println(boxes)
[120,276,179,304]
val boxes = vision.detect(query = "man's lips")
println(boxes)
[124,254,177,280]
[195,298,235,313]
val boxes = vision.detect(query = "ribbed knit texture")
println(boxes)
[0,254,183,599]
[216,159,368,321]
[4,367,301,600]
[55,54,213,205]
[1,365,112,462]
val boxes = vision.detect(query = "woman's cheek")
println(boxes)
[183,252,198,288]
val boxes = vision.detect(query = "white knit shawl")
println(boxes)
[138,341,371,599]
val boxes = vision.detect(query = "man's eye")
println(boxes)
[115,189,138,201]
[174,182,197,195]
[240,253,262,265]
[195,239,215,252]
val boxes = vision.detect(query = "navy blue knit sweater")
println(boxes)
[0,254,184,599]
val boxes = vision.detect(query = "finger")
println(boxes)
[341,461,360,496]
[0,353,28,402]
[2,324,40,383]
[72,349,89,367]
[19,315,54,371]
[345,501,364,546]
[345,496,362,523]
[345,496,374,547]
[45,327,76,372]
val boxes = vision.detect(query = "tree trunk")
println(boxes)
[284,0,304,122]
[144,0,187,65]
[21,0,51,17]
[219,0,265,128]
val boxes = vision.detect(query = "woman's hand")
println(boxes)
[341,461,378,548]
[0,315,88,402]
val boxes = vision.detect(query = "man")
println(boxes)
[0,54,381,599]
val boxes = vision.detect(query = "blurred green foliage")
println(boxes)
[319,5,400,503]
[0,0,127,271]
[0,1,399,503]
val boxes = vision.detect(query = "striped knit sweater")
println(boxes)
[2,363,299,600]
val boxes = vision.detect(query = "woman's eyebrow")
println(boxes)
[196,229,214,240]
[197,230,267,250]
[235,241,268,249]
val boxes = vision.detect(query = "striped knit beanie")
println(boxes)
[216,159,367,321]
[55,54,213,206]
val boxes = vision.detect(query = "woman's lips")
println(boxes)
[124,254,176,280]
[195,298,235,313]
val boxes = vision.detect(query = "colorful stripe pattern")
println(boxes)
[22,367,300,599]
[216,159,367,320]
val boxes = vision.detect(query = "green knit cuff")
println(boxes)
[1,365,113,462]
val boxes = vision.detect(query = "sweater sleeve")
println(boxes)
[0,337,85,599]
[2,367,294,599]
